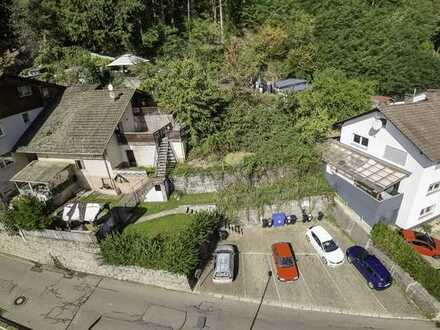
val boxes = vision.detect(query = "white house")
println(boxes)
[0,75,64,207]
[14,84,186,204]
[323,90,440,229]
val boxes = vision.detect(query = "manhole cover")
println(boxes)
[14,296,26,305]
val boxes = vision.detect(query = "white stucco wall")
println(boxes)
[340,111,440,228]
[0,107,43,155]
[123,144,157,167]
[105,133,125,169]
[170,141,186,162]
[144,185,166,202]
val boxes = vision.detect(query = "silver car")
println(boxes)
[213,244,235,283]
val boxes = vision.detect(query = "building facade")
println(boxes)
[14,85,186,204]
[0,75,64,207]
[324,91,440,229]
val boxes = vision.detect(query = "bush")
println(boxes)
[0,196,53,232]
[99,210,223,275]
[371,223,440,301]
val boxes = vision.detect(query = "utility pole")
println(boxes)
[219,0,224,43]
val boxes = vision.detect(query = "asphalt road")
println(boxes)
[0,254,436,330]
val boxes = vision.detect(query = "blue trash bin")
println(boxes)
[272,212,286,227]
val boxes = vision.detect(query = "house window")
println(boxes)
[428,182,440,194]
[0,126,5,138]
[383,145,407,166]
[420,205,435,218]
[17,85,32,98]
[0,153,15,168]
[353,134,369,147]
[75,160,84,170]
[22,113,30,124]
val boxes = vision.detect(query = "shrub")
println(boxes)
[0,196,53,232]
[99,210,223,275]
[371,223,440,301]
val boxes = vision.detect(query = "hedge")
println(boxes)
[371,223,440,300]
[99,210,223,276]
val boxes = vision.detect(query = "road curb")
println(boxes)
[194,290,427,321]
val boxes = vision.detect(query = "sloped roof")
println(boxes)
[18,87,135,156]
[107,54,148,67]
[11,160,71,184]
[334,90,440,162]
[380,91,440,161]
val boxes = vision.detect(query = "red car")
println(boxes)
[400,229,440,258]
[271,242,299,282]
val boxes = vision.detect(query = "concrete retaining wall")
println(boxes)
[0,231,190,292]
[368,246,440,319]
[330,196,440,319]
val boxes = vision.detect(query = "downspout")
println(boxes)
[103,151,118,192]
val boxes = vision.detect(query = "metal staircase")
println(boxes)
[156,137,176,177]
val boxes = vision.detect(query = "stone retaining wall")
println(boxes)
[0,231,190,292]
[236,196,332,225]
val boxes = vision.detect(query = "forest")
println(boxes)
[1,0,440,203]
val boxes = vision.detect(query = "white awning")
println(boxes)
[63,203,102,222]
[323,140,410,193]
[107,54,149,67]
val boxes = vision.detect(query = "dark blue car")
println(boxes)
[346,246,392,290]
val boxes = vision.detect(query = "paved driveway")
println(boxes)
[196,220,423,319]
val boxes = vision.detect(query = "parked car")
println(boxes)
[213,244,236,283]
[400,229,440,258]
[306,225,344,267]
[346,246,392,290]
[271,242,299,282]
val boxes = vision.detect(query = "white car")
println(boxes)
[212,244,235,283]
[306,225,344,267]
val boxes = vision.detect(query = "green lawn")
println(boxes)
[125,214,195,237]
[139,192,218,216]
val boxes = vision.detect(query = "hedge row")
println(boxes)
[371,223,440,300]
[99,210,223,276]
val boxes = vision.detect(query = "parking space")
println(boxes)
[196,220,423,318]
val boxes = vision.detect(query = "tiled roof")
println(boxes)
[380,91,440,161]
[18,87,135,156]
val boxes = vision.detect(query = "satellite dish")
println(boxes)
[372,118,384,131]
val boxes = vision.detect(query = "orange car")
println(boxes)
[271,242,299,282]
[401,229,440,258]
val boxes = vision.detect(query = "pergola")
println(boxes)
[323,140,410,197]
[11,160,73,201]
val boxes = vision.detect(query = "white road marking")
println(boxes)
[240,252,247,298]
[317,256,351,308]
[347,264,389,313]
[297,267,314,302]
[266,255,281,302]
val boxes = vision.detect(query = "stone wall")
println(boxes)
[171,172,237,194]
[171,167,292,194]
[236,196,332,226]
[0,231,190,292]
